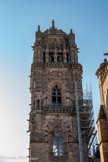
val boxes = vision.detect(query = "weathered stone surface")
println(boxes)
[29,20,92,162]
[96,59,108,162]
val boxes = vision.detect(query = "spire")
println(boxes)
[52,19,55,28]
[38,25,40,32]
[70,29,73,34]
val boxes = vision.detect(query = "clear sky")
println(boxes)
[0,0,108,162]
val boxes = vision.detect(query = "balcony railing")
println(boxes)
[42,105,74,113]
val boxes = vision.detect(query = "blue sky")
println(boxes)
[0,0,108,161]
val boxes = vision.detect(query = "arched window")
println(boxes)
[67,53,69,62]
[37,99,40,110]
[52,85,62,106]
[49,52,54,63]
[53,126,63,156]
[51,56,54,63]
[43,52,46,63]
[57,52,63,63]
[57,56,61,63]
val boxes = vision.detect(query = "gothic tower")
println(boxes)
[29,20,94,162]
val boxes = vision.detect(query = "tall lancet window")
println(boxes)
[106,89,108,110]
[53,126,63,156]
[52,85,62,106]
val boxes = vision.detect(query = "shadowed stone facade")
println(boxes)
[96,59,108,162]
[29,20,91,162]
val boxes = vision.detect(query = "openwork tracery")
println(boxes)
[52,126,63,156]
[52,85,62,106]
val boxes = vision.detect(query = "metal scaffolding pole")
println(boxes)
[74,81,83,162]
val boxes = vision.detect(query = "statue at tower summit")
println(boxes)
[28,20,97,162]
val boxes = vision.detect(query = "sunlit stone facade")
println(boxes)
[29,20,83,162]
[96,58,108,162]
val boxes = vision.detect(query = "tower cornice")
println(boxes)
[31,62,82,72]
[96,59,108,84]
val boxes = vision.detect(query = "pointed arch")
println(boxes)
[52,126,63,156]
[52,85,62,106]
[37,99,40,110]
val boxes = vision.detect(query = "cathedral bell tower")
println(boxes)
[29,20,87,162]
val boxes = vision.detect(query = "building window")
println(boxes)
[49,52,54,63]
[51,56,54,63]
[67,53,69,62]
[57,56,61,63]
[37,99,40,110]
[57,52,63,63]
[53,126,63,156]
[43,52,46,63]
[52,85,62,106]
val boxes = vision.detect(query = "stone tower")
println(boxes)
[29,20,92,162]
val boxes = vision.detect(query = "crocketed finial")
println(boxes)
[52,19,55,28]
[38,25,40,32]
[70,29,72,34]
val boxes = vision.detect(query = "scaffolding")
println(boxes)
[75,81,97,162]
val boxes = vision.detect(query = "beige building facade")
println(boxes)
[96,58,108,162]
